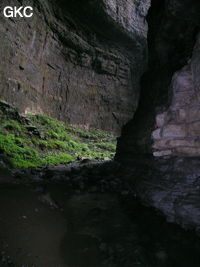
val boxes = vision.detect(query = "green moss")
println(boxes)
[93,142,117,151]
[0,134,41,168]
[0,134,75,168]
[44,153,75,165]
[0,110,117,168]
[0,120,25,135]
[29,114,70,140]
[66,126,110,140]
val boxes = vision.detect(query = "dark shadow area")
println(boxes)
[116,0,200,158]
[0,182,200,267]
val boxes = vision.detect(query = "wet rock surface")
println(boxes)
[4,157,200,234]
[1,158,200,266]
[1,177,200,267]
[113,0,200,238]
[129,156,200,232]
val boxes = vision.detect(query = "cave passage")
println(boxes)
[1,0,200,266]
[1,181,200,267]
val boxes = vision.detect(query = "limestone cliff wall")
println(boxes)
[152,34,200,157]
[115,0,200,231]
[0,0,150,134]
[116,0,200,158]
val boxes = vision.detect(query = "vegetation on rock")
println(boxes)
[0,101,116,168]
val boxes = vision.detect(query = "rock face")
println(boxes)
[143,27,200,231]
[116,0,200,231]
[152,35,200,157]
[116,0,200,156]
[133,156,200,232]
[2,0,200,233]
[0,0,150,134]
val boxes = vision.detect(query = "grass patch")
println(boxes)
[94,142,117,151]
[0,120,25,135]
[66,126,110,140]
[0,103,116,168]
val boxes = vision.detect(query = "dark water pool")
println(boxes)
[0,184,200,267]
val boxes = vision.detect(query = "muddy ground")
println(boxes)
[0,166,200,267]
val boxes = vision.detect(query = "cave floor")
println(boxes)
[0,182,200,267]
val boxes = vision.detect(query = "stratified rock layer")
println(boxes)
[152,34,200,157]
[116,0,200,156]
[0,0,150,134]
[116,0,200,232]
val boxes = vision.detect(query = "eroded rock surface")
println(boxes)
[1,178,200,266]
[0,0,150,134]
[115,0,200,232]
[116,0,200,156]
[152,34,200,157]
[132,156,200,232]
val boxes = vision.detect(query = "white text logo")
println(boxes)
[3,6,33,18]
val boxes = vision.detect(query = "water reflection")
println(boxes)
[0,184,200,266]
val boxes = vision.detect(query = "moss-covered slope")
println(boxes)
[0,101,116,168]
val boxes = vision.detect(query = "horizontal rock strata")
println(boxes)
[152,35,200,157]
[0,0,150,134]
